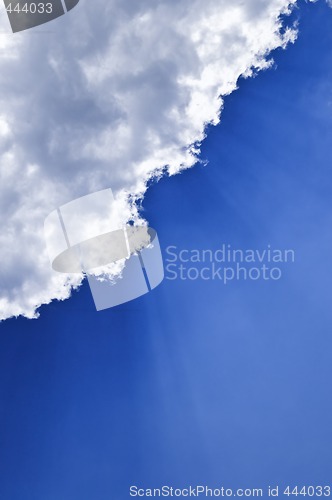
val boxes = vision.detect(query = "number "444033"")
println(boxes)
[5,3,53,14]
[284,486,331,497]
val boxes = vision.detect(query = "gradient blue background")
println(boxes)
[1,2,332,498]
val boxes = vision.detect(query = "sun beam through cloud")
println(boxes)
[0,0,330,320]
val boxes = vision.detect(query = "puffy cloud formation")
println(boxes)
[0,0,312,320]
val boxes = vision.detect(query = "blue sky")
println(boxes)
[1,1,332,499]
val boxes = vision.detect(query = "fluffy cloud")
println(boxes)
[0,0,310,320]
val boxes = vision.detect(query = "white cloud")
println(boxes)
[0,0,302,320]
